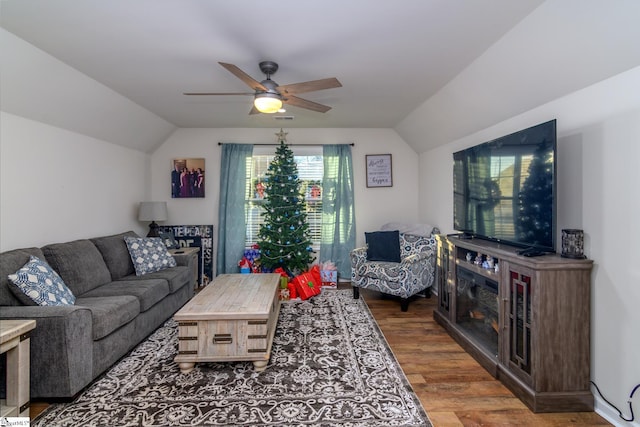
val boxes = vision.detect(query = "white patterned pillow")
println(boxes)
[8,256,76,306]
[124,236,177,276]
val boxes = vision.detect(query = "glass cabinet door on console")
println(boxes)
[455,266,499,358]
[435,236,453,318]
[502,262,534,387]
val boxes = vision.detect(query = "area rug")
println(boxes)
[34,290,431,426]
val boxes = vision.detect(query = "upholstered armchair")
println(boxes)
[350,226,438,311]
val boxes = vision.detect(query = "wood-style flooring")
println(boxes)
[31,285,612,426]
[356,285,611,427]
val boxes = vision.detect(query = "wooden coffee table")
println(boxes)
[1,319,36,417]
[174,273,281,373]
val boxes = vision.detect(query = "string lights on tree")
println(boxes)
[257,129,315,274]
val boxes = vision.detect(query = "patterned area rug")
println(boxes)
[34,290,431,426]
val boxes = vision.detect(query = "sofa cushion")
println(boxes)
[8,256,76,306]
[81,279,170,312]
[118,265,191,294]
[0,247,46,306]
[91,231,138,280]
[124,237,177,276]
[74,295,140,340]
[365,230,401,262]
[42,240,112,296]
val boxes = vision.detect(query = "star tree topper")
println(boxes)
[275,128,288,142]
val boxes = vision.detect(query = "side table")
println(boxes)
[1,319,36,418]
[170,247,200,289]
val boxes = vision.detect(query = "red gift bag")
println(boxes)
[287,282,298,299]
[295,279,319,300]
[291,265,322,300]
[309,265,321,286]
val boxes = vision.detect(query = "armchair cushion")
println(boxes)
[365,230,401,262]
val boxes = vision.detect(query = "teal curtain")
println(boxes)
[320,144,356,279]
[216,143,253,275]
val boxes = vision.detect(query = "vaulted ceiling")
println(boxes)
[2,0,639,153]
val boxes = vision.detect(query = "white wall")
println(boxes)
[397,0,640,153]
[149,128,421,256]
[419,67,640,427]
[0,28,176,153]
[0,112,150,250]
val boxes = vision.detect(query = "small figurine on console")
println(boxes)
[475,253,483,266]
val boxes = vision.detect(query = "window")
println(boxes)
[245,146,323,251]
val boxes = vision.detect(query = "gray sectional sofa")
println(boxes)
[0,231,194,399]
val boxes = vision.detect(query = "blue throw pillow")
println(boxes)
[124,236,177,276]
[365,230,401,262]
[8,256,76,306]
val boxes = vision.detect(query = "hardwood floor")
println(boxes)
[30,285,611,426]
[356,285,611,427]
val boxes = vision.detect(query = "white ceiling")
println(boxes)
[2,0,640,153]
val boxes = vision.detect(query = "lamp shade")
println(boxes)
[138,201,168,222]
[254,93,283,113]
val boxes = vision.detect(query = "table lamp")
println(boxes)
[138,201,168,237]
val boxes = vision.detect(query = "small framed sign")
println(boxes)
[366,154,393,187]
[159,232,180,250]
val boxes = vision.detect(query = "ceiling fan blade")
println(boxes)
[219,62,266,91]
[277,77,342,95]
[283,95,332,113]
[183,92,254,96]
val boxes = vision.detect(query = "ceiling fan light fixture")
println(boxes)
[254,93,283,114]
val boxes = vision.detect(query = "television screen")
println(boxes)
[453,120,557,252]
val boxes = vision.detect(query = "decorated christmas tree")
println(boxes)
[257,130,315,274]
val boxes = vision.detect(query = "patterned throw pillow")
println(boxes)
[8,256,76,306]
[124,236,177,276]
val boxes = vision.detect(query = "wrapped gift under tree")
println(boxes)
[320,261,338,288]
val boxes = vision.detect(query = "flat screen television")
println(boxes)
[453,119,557,253]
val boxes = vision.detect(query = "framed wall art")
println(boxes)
[366,154,393,188]
[171,158,205,198]
[157,224,214,286]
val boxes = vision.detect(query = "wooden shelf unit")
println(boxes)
[434,235,593,413]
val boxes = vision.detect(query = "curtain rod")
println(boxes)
[218,142,354,146]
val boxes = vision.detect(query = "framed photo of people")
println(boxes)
[171,158,205,198]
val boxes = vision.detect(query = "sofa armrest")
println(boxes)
[172,253,194,269]
[0,305,94,398]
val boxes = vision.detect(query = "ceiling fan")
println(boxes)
[184,61,342,114]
